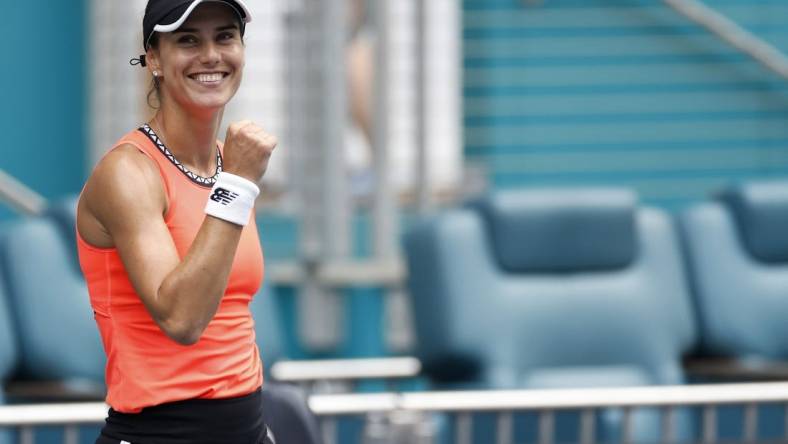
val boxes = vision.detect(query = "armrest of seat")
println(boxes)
[684,356,788,382]
[5,379,106,403]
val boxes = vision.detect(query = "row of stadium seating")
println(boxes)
[403,179,788,442]
[1,179,787,442]
[0,198,300,444]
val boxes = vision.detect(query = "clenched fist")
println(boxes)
[222,121,277,184]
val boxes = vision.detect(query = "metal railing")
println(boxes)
[308,382,788,444]
[0,170,47,217]
[0,402,105,444]
[265,259,406,287]
[270,356,421,393]
[665,0,788,80]
[5,382,788,444]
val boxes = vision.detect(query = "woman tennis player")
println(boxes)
[77,0,277,442]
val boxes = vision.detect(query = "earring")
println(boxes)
[153,71,159,77]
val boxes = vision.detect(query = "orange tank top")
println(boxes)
[77,125,264,413]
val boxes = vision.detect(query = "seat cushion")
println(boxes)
[1,218,104,381]
[473,188,637,273]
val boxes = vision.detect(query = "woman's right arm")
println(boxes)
[78,123,276,345]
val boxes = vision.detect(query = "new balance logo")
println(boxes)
[210,188,239,205]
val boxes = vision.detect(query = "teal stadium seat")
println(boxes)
[404,188,698,443]
[261,383,323,444]
[0,205,105,387]
[250,281,287,370]
[0,201,105,444]
[680,180,788,440]
[0,245,19,444]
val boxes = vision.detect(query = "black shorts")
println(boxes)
[95,428,274,444]
[95,388,275,444]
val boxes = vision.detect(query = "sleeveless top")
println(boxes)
[77,125,264,413]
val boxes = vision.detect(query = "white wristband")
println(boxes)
[205,172,260,226]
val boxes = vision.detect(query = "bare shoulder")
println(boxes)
[78,144,167,247]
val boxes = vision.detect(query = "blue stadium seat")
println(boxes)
[0,241,19,444]
[0,251,18,384]
[44,195,80,272]
[251,282,287,369]
[0,214,105,386]
[0,207,100,444]
[680,180,788,358]
[404,188,698,442]
[262,383,323,444]
[680,180,788,441]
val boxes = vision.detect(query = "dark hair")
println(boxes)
[146,33,161,109]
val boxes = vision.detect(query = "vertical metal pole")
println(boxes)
[20,427,34,444]
[621,407,633,444]
[63,425,79,444]
[456,412,472,444]
[496,411,513,444]
[580,409,595,444]
[290,0,349,351]
[291,0,329,351]
[414,0,431,213]
[89,0,146,166]
[284,0,305,225]
[363,412,389,444]
[318,0,351,349]
[321,418,338,444]
[321,0,351,259]
[538,410,554,444]
[372,0,399,260]
[702,405,717,444]
[372,0,401,360]
[784,403,788,441]
[661,406,675,444]
[744,403,758,443]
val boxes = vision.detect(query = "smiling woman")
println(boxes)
[76,1,278,443]
[145,3,246,112]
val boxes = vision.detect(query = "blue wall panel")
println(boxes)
[0,2,87,212]
[463,0,788,209]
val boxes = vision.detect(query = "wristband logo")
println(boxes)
[210,188,240,206]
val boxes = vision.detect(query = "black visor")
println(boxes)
[142,0,251,50]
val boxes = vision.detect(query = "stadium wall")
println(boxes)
[0,1,87,220]
[463,0,788,209]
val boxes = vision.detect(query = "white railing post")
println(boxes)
[580,408,595,444]
[661,405,676,444]
[496,411,513,444]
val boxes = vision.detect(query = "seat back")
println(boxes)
[0,202,105,382]
[0,244,19,384]
[261,383,323,444]
[680,180,788,358]
[404,188,697,389]
[45,195,81,272]
[250,283,286,368]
